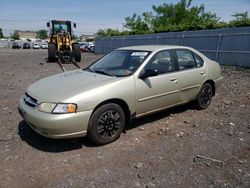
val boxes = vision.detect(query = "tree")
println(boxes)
[108,0,220,35]
[124,13,150,34]
[96,28,122,37]
[10,30,20,40]
[0,28,3,38]
[96,29,107,37]
[96,0,249,37]
[151,0,219,32]
[229,12,250,27]
[36,29,48,39]
[142,12,155,31]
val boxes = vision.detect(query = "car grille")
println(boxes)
[23,93,38,107]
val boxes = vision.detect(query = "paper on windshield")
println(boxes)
[131,52,148,56]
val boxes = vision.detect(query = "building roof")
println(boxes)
[17,31,36,38]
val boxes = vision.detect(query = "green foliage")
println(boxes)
[96,29,106,37]
[151,0,219,32]
[10,30,20,40]
[96,28,129,37]
[0,28,3,38]
[142,12,155,31]
[229,12,250,27]
[36,29,48,39]
[96,0,250,37]
[124,13,151,34]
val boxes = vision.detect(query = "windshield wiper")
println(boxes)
[94,70,115,77]
[83,67,94,72]
[83,68,115,77]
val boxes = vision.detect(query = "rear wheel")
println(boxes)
[48,43,56,62]
[72,43,81,62]
[196,83,213,109]
[88,103,125,145]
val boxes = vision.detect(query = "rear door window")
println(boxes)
[193,53,204,68]
[176,50,196,70]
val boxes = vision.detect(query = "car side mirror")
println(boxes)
[139,69,158,79]
[73,23,76,28]
[47,22,50,27]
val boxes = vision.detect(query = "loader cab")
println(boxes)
[47,20,76,36]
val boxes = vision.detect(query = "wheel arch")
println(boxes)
[72,42,80,45]
[203,79,215,96]
[91,98,132,129]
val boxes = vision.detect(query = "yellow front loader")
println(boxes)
[47,20,81,71]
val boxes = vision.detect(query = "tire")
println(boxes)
[196,83,213,109]
[48,43,56,62]
[72,43,81,62]
[88,103,125,145]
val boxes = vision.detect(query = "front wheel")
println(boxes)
[72,43,81,62]
[196,83,213,109]
[48,43,56,62]
[88,103,125,145]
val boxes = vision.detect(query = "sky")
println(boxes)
[0,0,249,36]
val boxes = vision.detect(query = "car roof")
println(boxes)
[117,45,194,52]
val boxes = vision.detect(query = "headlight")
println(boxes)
[37,103,56,113]
[53,103,77,114]
[37,103,77,114]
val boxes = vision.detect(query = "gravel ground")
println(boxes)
[0,49,249,188]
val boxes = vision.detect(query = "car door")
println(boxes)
[135,50,180,117]
[174,49,207,102]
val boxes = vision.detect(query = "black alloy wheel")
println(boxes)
[196,83,213,109]
[97,110,121,139]
[88,103,125,145]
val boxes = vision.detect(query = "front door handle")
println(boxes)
[170,78,177,82]
[200,72,206,75]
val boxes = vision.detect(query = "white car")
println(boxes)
[33,43,40,49]
[40,43,48,49]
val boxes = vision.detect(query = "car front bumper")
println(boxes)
[18,98,93,139]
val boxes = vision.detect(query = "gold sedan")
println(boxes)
[18,45,223,145]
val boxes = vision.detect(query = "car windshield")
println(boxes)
[86,50,150,77]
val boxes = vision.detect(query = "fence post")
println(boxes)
[157,34,160,45]
[181,34,185,45]
[215,34,222,62]
[101,38,103,54]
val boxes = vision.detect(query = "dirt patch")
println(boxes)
[0,49,249,187]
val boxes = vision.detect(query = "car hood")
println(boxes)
[26,70,117,103]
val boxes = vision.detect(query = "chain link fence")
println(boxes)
[95,27,250,67]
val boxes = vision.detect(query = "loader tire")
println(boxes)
[73,43,81,62]
[48,44,56,62]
